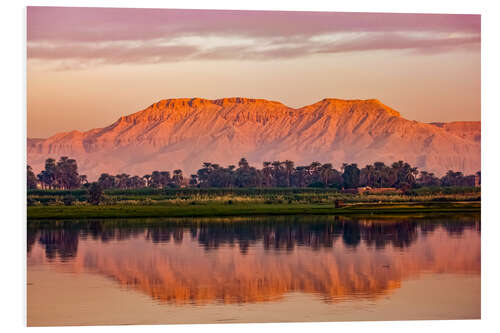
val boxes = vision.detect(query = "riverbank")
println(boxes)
[27,201,480,219]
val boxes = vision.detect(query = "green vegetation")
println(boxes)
[87,182,103,205]
[30,157,82,190]
[27,201,479,219]
[27,157,480,220]
[27,213,481,230]
[27,186,480,206]
[62,194,76,206]
[29,157,481,191]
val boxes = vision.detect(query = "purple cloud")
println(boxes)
[27,7,481,66]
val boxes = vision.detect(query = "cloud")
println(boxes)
[28,7,480,42]
[316,33,480,55]
[27,7,481,67]
[28,43,199,64]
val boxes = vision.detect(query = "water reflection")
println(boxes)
[27,215,480,305]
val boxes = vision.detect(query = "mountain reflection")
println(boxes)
[27,215,480,305]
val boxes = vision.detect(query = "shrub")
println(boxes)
[88,182,104,205]
[308,182,326,188]
[62,194,76,206]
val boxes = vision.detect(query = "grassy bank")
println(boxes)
[28,186,480,206]
[27,201,480,219]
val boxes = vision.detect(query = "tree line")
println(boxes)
[28,219,479,258]
[27,156,481,191]
[28,157,85,190]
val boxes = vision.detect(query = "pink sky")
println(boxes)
[27,7,480,138]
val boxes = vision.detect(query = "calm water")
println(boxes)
[27,215,481,326]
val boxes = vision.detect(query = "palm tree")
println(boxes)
[38,158,57,189]
[142,174,151,187]
[27,165,37,189]
[262,161,272,187]
[227,165,236,188]
[441,170,464,187]
[172,169,183,187]
[79,175,88,187]
[115,173,130,189]
[417,171,439,186]
[360,164,375,187]
[271,161,283,186]
[284,160,294,187]
[391,161,418,188]
[308,161,322,185]
[235,158,259,187]
[238,158,249,169]
[320,163,334,187]
[292,166,307,187]
[342,163,360,189]
[98,173,115,189]
[55,156,80,189]
[189,174,199,187]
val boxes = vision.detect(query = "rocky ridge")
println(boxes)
[28,97,481,179]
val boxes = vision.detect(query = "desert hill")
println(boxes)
[27,97,480,180]
[429,121,481,142]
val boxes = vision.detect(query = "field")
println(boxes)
[27,202,479,219]
[27,187,480,219]
[28,186,480,205]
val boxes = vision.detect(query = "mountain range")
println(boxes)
[27,97,481,180]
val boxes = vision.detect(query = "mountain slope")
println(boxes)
[27,97,481,179]
[429,121,481,143]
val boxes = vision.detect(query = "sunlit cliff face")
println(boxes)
[27,98,481,179]
[27,218,480,305]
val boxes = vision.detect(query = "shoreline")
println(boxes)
[27,201,480,220]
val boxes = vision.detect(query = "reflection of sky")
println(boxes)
[27,222,480,305]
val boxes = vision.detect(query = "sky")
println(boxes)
[27,7,481,138]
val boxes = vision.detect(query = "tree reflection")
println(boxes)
[28,216,480,261]
[36,229,80,261]
[27,215,480,305]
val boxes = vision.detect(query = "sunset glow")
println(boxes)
[27,7,480,138]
